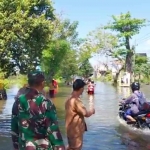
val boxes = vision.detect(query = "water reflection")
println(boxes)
[117,86,131,98]
[0,82,150,149]
[0,100,6,114]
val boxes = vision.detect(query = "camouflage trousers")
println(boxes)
[19,139,54,150]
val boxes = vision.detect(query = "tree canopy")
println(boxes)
[0,0,94,81]
[0,0,55,76]
[105,12,146,73]
[1,3,147,84]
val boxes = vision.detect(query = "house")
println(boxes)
[136,53,147,57]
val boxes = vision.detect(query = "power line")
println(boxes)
[136,33,150,42]
[137,37,150,45]
[134,23,150,45]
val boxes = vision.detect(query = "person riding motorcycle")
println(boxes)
[121,82,147,123]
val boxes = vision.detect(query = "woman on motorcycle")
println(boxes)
[121,82,147,123]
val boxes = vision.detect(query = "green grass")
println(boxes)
[0,75,27,89]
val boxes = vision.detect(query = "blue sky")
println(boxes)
[53,0,150,65]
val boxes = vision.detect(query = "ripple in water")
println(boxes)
[118,116,150,136]
[117,116,150,150]
[0,85,19,137]
[9,85,19,96]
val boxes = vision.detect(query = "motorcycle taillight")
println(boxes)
[146,113,150,118]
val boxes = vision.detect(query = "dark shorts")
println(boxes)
[49,90,55,97]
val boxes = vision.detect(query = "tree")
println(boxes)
[59,49,79,80]
[133,55,148,81]
[78,59,93,78]
[50,18,81,47]
[110,48,127,83]
[0,0,55,76]
[80,28,118,59]
[135,54,147,65]
[105,12,146,74]
[58,19,79,45]
[41,19,80,81]
[141,63,150,83]
[78,27,120,82]
[41,40,70,82]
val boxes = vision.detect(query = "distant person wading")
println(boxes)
[49,79,57,98]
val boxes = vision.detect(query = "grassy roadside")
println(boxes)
[1,75,27,89]
[3,74,150,90]
[1,75,66,89]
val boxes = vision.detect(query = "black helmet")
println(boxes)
[131,82,140,92]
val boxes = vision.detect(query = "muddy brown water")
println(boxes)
[0,82,150,150]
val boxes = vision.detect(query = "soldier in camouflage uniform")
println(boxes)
[11,71,65,150]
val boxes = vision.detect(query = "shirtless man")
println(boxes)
[65,79,95,150]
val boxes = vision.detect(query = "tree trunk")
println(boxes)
[113,72,119,83]
[45,71,54,85]
[113,65,124,84]
[138,73,140,82]
[125,37,134,82]
[125,52,133,73]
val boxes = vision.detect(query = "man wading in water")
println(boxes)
[11,71,65,150]
[65,79,95,150]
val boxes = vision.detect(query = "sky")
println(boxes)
[53,0,150,66]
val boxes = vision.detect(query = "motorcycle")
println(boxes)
[119,101,150,129]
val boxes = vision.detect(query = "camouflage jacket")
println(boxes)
[11,88,65,150]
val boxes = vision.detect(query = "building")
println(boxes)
[136,53,147,57]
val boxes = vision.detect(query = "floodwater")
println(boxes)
[0,82,150,150]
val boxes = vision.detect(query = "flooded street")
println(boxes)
[0,82,150,150]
